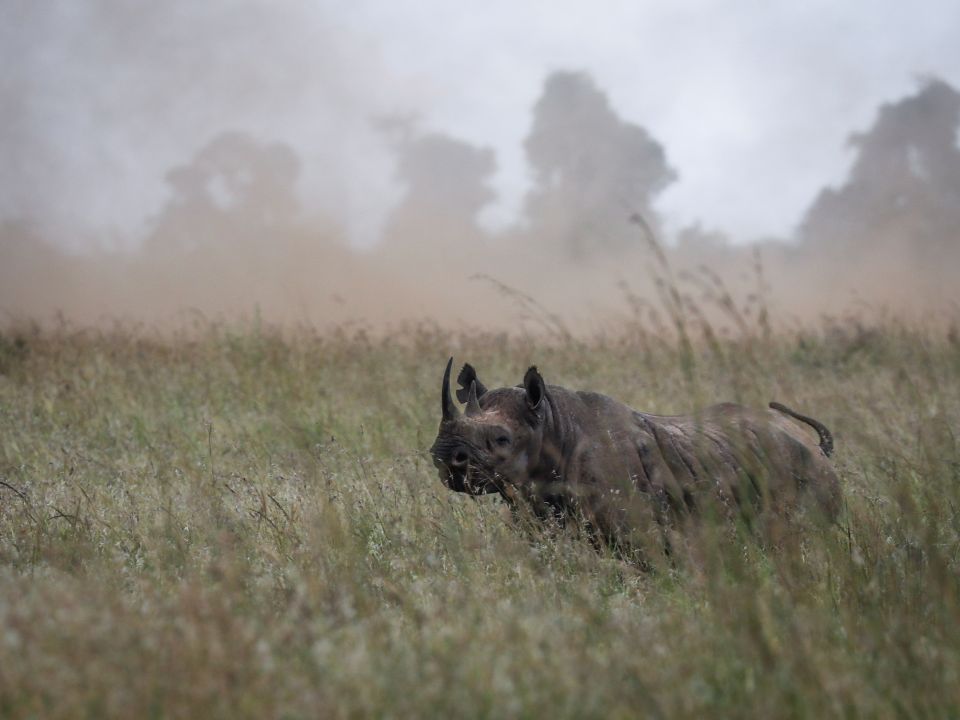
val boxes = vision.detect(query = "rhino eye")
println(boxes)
[495,436,511,448]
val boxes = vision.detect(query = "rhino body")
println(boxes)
[430,359,840,544]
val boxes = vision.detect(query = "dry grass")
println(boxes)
[1,310,959,718]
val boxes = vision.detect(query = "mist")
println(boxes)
[2,3,960,333]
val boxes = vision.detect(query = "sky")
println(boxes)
[3,0,960,249]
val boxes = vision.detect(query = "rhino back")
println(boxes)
[635,404,840,519]
[539,389,839,523]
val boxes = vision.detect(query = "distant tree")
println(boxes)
[523,71,677,258]
[799,78,960,260]
[138,131,359,315]
[146,131,301,254]
[381,128,496,255]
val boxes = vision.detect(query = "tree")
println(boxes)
[381,128,497,257]
[799,78,960,261]
[523,71,677,258]
[146,131,301,254]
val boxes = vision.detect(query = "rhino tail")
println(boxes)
[769,401,834,458]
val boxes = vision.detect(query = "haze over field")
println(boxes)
[5,7,960,717]
[2,2,959,330]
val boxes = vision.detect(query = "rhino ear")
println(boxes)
[456,363,488,403]
[523,366,546,412]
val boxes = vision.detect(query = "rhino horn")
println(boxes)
[442,357,460,422]
[465,381,481,417]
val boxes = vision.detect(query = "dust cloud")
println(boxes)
[2,25,960,336]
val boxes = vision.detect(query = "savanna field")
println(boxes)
[2,309,960,718]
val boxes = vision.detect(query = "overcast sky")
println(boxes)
[3,0,960,249]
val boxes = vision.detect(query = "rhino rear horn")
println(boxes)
[441,357,460,422]
[465,381,482,417]
[456,363,488,403]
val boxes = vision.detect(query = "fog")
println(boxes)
[2,3,960,333]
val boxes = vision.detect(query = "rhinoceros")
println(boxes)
[429,358,840,545]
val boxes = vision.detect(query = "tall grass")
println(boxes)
[1,311,959,718]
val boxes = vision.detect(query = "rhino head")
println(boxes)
[429,358,547,495]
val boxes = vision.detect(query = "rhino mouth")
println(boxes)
[436,462,499,495]
[429,432,502,495]
[430,447,499,495]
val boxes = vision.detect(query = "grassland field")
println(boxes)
[1,310,960,718]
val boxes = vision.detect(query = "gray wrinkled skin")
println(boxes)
[430,359,841,545]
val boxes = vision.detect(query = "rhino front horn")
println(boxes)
[466,381,481,417]
[442,357,460,422]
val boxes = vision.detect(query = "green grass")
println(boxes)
[1,317,960,718]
